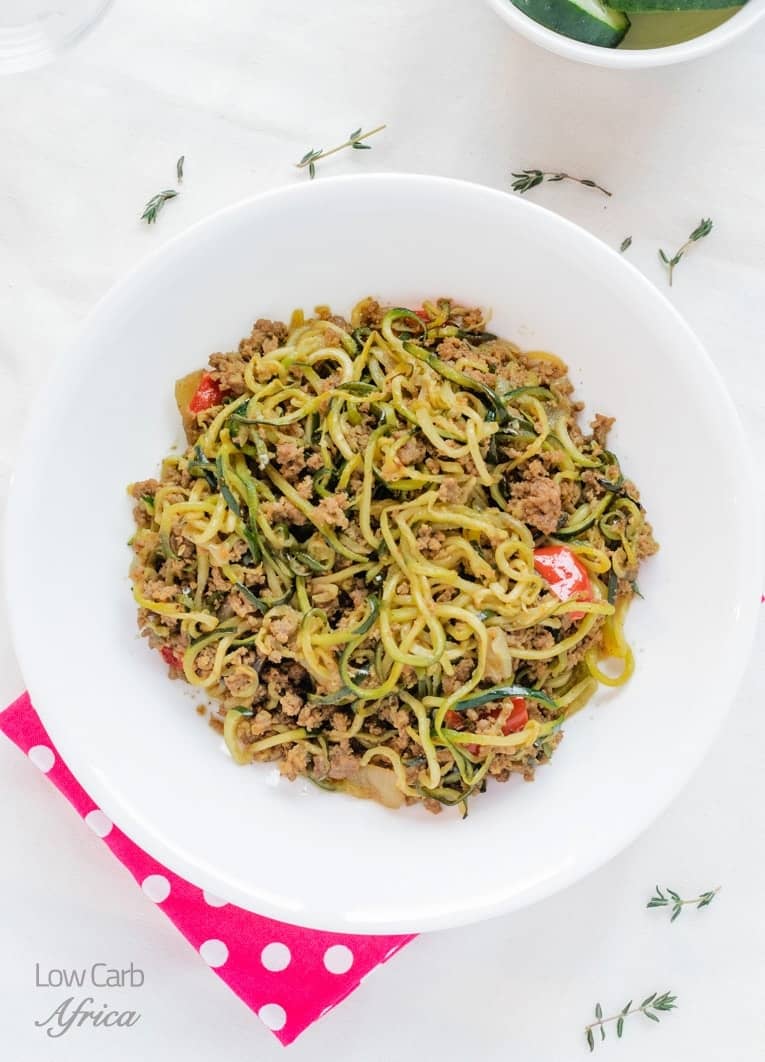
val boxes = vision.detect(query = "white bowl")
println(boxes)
[485,0,765,67]
[5,174,760,932]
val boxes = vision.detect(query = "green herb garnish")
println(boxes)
[585,991,678,1051]
[511,169,611,197]
[141,155,185,224]
[647,885,720,922]
[297,124,387,179]
[659,218,713,286]
[140,189,178,225]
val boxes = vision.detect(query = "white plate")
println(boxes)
[5,175,760,933]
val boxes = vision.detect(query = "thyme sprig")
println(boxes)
[647,885,720,922]
[585,992,678,1051]
[659,218,713,286]
[141,154,186,224]
[511,169,612,197]
[297,124,387,179]
[140,190,178,225]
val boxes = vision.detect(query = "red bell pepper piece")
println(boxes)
[160,646,182,669]
[533,545,593,622]
[188,372,223,414]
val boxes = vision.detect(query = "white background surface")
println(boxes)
[0,1,763,1059]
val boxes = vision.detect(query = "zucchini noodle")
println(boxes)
[129,297,658,817]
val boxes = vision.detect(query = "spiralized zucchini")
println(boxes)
[129,297,657,816]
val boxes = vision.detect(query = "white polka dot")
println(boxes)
[260,942,291,972]
[258,1003,287,1031]
[85,809,113,837]
[141,875,171,903]
[28,745,55,773]
[199,939,228,967]
[202,890,227,908]
[323,944,354,974]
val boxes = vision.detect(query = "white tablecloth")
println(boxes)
[1,2,763,1059]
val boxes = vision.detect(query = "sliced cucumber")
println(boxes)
[511,0,630,46]
[613,0,738,9]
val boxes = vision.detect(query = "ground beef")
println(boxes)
[320,328,343,348]
[378,702,411,732]
[269,609,301,645]
[398,435,427,465]
[464,364,498,388]
[481,340,531,388]
[437,477,463,504]
[208,351,249,396]
[296,702,329,729]
[559,478,581,511]
[347,585,367,610]
[591,413,615,448]
[280,690,303,717]
[315,308,351,331]
[354,297,383,328]
[518,456,554,481]
[129,478,159,499]
[275,441,306,480]
[229,590,258,618]
[346,424,372,452]
[442,657,474,696]
[510,476,562,535]
[327,744,361,780]
[128,480,159,528]
[506,627,556,652]
[522,353,567,385]
[239,318,288,359]
[206,326,287,395]
[261,497,306,526]
[329,711,350,732]
[223,670,257,696]
[260,661,306,690]
[461,307,484,330]
[436,337,472,362]
[415,524,446,557]
[142,578,179,603]
[208,566,231,593]
[315,493,349,529]
[279,744,311,781]
[636,524,659,561]
[194,646,216,676]
[580,469,607,502]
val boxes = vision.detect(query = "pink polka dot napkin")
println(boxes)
[0,693,415,1046]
